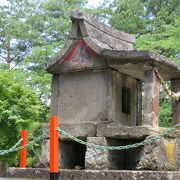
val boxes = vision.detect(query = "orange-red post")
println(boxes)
[20,130,28,168]
[50,116,59,180]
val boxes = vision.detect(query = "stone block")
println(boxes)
[37,139,50,168]
[137,136,180,171]
[56,71,109,124]
[85,137,110,170]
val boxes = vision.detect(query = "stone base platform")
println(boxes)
[4,168,180,180]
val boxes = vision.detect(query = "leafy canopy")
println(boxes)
[0,70,41,164]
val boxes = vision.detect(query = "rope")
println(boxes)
[0,133,46,156]
[0,138,23,155]
[1,123,179,154]
[153,69,180,100]
[57,123,180,151]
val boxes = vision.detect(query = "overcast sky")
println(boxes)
[0,0,104,7]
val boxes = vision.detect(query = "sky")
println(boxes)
[0,0,104,7]
[87,0,103,7]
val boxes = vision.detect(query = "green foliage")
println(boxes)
[109,0,147,34]
[159,92,172,127]
[136,17,180,60]
[0,0,90,166]
[0,70,42,165]
[108,0,180,60]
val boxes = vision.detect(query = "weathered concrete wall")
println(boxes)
[111,71,138,126]
[51,70,109,124]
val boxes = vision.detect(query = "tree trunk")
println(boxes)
[0,160,6,177]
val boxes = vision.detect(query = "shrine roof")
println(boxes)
[45,10,180,79]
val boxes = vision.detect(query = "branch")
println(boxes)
[167,0,179,16]
[10,52,28,70]
[0,54,7,61]
[10,53,19,61]
[0,37,5,43]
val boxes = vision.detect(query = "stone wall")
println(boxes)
[51,70,109,124]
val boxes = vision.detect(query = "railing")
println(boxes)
[0,116,180,180]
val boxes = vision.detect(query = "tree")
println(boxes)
[109,0,147,34]
[108,0,180,60]
[0,0,43,69]
[0,70,42,165]
[136,17,180,60]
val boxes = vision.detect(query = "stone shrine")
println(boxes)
[39,10,180,171]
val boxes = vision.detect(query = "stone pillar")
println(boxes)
[171,79,180,126]
[143,68,159,128]
[85,137,110,170]
[50,75,60,116]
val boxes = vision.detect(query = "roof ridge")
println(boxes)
[70,10,135,43]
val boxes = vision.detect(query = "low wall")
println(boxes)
[5,168,180,180]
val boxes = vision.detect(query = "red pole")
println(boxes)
[20,130,28,168]
[50,116,59,180]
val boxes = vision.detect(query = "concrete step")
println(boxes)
[3,168,180,180]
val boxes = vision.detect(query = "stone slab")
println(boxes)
[97,122,159,139]
[5,168,49,179]
[97,122,180,139]
[43,122,96,140]
[5,168,180,180]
